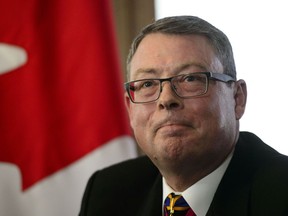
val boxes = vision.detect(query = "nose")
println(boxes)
[157,81,183,110]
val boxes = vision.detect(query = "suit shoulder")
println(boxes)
[99,156,157,174]
[237,132,284,163]
[89,156,159,186]
[250,154,288,214]
[79,157,161,215]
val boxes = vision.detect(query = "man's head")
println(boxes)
[124,16,247,189]
[126,16,236,82]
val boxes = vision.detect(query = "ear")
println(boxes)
[234,79,247,120]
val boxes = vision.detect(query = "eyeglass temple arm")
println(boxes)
[210,72,235,82]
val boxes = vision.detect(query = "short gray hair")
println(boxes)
[126,16,236,81]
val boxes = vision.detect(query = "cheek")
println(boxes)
[129,107,155,153]
[189,98,216,123]
[214,93,237,128]
[194,96,229,129]
[129,105,151,131]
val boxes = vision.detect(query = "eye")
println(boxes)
[142,80,154,88]
[139,80,160,90]
[181,74,206,83]
[183,75,196,82]
[130,80,158,91]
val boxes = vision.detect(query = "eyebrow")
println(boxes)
[176,62,208,72]
[132,62,208,79]
[132,68,159,79]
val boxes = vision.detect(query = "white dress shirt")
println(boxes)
[163,150,234,216]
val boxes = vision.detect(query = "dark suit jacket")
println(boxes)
[79,132,288,216]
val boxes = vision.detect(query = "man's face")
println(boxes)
[125,33,246,172]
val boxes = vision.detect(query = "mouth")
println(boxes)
[154,119,193,134]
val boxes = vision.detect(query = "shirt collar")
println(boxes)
[163,150,234,216]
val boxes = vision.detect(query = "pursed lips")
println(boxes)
[154,119,193,133]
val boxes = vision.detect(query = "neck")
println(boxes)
[160,148,233,192]
[162,165,216,192]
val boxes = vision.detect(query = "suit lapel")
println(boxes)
[137,174,163,216]
[207,133,255,215]
[207,132,277,216]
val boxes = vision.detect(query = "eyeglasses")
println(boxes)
[124,72,235,104]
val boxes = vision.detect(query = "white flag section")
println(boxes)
[0,43,28,75]
[0,137,136,215]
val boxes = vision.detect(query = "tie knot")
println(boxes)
[164,193,196,216]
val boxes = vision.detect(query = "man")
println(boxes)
[79,16,288,216]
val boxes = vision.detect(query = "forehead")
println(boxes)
[129,33,222,80]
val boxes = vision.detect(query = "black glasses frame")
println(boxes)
[124,72,235,104]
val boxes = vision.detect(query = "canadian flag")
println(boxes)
[0,0,136,215]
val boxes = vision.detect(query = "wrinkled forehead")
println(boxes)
[128,33,223,81]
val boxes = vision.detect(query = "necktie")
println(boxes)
[164,193,196,216]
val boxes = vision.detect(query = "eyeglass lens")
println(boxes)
[128,73,208,103]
